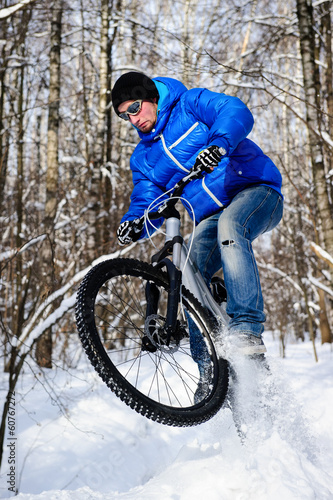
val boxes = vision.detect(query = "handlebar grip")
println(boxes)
[145,211,162,221]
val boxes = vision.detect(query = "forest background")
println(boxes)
[1,0,333,470]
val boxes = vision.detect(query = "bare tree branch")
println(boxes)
[310,242,333,270]
[0,0,37,20]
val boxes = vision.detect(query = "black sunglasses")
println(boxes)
[119,100,143,121]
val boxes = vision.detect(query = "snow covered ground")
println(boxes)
[1,333,333,500]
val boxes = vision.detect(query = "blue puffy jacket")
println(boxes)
[121,77,282,235]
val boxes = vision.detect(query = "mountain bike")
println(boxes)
[75,168,230,427]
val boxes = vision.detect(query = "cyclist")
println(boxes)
[111,71,283,359]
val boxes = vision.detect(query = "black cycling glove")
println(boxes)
[193,145,226,172]
[117,219,142,246]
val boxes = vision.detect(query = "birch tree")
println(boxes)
[36,0,64,367]
[296,0,333,256]
[84,0,110,261]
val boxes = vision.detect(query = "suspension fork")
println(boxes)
[145,217,183,344]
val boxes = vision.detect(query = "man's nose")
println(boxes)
[129,114,139,126]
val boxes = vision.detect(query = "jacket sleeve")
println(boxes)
[184,88,254,156]
[120,154,166,239]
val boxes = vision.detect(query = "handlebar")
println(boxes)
[132,166,206,234]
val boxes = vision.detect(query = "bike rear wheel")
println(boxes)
[75,258,229,427]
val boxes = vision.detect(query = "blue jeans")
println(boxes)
[190,186,283,338]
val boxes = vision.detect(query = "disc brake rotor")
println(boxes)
[144,314,180,354]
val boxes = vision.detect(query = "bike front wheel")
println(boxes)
[75,258,229,427]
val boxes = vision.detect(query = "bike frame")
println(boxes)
[147,211,229,343]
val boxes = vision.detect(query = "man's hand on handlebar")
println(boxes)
[117,219,143,245]
[192,145,226,174]
[168,146,227,200]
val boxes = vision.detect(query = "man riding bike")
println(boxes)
[111,71,283,361]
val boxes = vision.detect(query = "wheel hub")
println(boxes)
[143,314,181,353]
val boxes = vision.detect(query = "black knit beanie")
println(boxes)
[111,72,159,115]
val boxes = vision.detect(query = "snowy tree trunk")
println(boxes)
[37,0,63,368]
[320,1,333,205]
[182,0,198,87]
[296,0,333,345]
[79,0,91,164]
[320,1,333,134]
[45,0,62,225]
[0,21,7,211]
[14,44,25,337]
[5,4,33,343]
[95,0,109,167]
[296,0,333,256]
[85,0,110,261]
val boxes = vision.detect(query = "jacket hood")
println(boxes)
[137,77,187,142]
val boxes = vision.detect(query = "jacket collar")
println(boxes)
[137,77,187,142]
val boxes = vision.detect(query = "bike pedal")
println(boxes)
[211,276,227,304]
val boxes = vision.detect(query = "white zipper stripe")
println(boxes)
[202,176,224,208]
[168,122,199,150]
[161,134,190,172]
